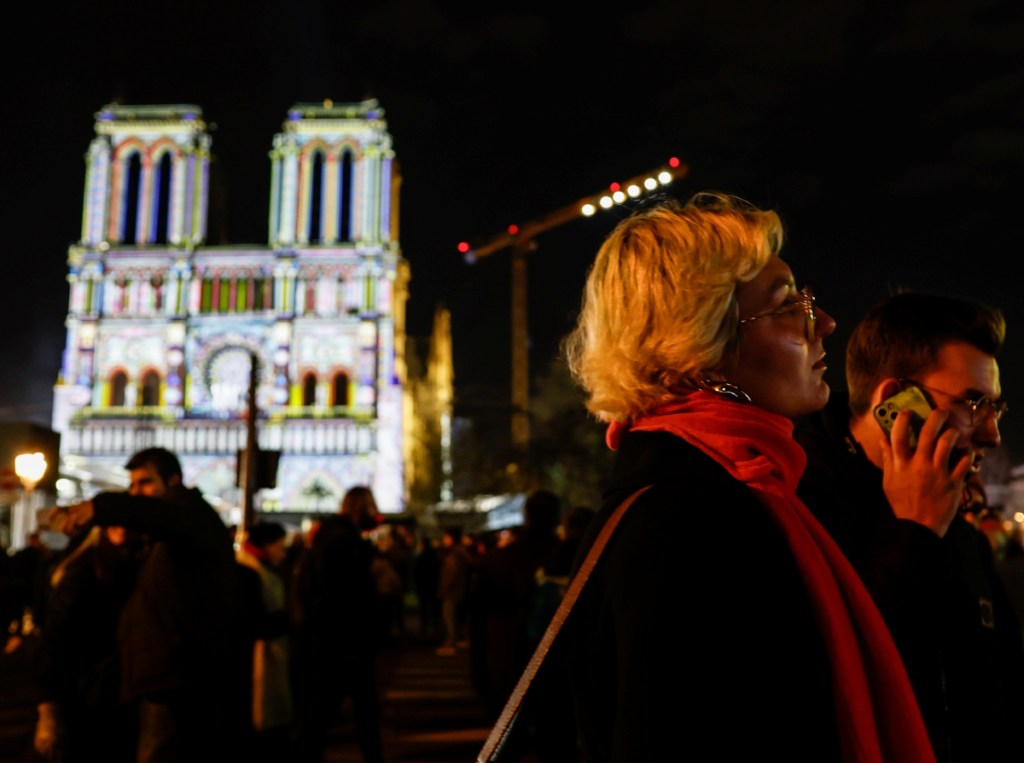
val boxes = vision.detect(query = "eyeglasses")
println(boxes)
[738,286,817,342]
[902,379,1009,426]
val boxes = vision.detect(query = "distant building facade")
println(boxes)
[51,100,427,520]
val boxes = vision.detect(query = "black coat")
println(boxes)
[289,513,380,658]
[796,392,1024,763]
[565,430,841,763]
[32,530,144,761]
[91,485,237,701]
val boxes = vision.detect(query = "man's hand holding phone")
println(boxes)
[876,387,973,537]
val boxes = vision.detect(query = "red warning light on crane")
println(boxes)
[507,224,519,235]
[457,241,471,254]
[668,156,680,168]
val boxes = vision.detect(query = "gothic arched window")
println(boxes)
[151,274,164,312]
[338,150,354,242]
[152,152,173,244]
[140,369,161,406]
[109,370,128,407]
[302,372,317,406]
[332,372,350,407]
[121,153,143,244]
[308,150,325,243]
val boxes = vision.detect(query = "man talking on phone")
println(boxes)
[795,291,1024,763]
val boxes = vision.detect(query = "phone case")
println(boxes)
[873,385,933,448]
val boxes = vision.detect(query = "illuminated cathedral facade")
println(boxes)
[51,100,418,519]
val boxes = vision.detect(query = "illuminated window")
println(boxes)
[332,372,350,407]
[109,371,127,407]
[208,348,252,414]
[254,278,267,310]
[84,279,95,314]
[151,275,164,312]
[302,373,317,406]
[304,278,316,315]
[201,278,213,313]
[121,153,142,244]
[338,149,353,242]
[309,150,325,243]
[139,370,161,406]
[236,278,248,312]
[219,277,231,312]
[152,152,172,244]
[116,277,131,315]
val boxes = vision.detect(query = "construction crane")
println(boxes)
[459,157,689,453]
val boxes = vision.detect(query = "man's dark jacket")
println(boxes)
[565,430,842,762]
[91,484,236,701]
[795,392,1024,763]
[289,513,380,657]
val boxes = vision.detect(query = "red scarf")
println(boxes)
[607,393,935,763]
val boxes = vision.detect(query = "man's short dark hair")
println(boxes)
[846,291,1006,416]
[246,521,287,549]
[524,489,562,532]
[125,447,184,485]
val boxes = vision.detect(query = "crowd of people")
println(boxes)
[3,189,1024,763]
[0,447,597,763]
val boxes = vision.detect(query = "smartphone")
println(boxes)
[873,385,934,449]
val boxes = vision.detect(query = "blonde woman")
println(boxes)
[562,193,934,762]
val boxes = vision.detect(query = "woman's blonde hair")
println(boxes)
[564,192,783,423]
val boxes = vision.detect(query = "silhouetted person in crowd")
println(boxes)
[997,525,1024,640]
[473,489,561,724]
[32,524,146,762]
[237,521,293,763]
[435,526,472,656]
[526,505,597,646]
[1,545,28,655]
[370,527,406,643]
[412,534,441,640]
[54,446,237,763]
[289,486,385,763]
[10,532,52,627]
[228,525,264,759]
[383,523,415,637]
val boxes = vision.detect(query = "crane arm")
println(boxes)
[462,158,688,261]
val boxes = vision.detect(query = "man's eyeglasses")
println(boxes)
[901,379,1009,426]
[738,286,817,342]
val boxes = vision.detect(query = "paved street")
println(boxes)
[0,633,492,763]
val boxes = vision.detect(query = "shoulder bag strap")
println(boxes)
[477,483,655,763]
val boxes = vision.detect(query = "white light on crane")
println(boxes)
[627,184,641,197]
[581,203,597,216]
[599,196,614,209]
[657,170,674,184]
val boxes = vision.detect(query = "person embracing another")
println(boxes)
[561,192,935,762]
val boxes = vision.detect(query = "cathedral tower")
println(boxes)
[52,100,410,518]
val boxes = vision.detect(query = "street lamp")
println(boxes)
[12,452,47,550]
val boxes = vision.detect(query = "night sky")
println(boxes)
[5,1,1024,464]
